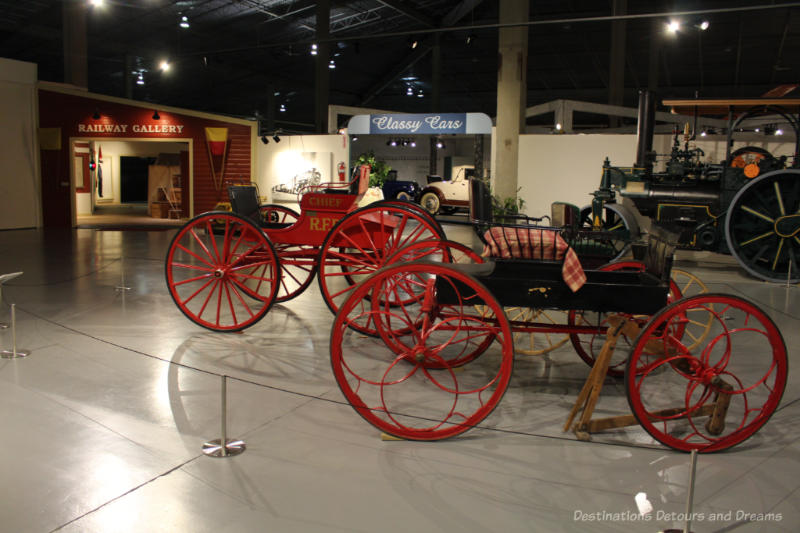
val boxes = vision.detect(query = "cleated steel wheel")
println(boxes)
[165,212,280,331]
[626,294,787,452]
[330,262,514,440]
[725,169,800,283]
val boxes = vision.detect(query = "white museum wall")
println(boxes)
[255,134,349,203]
[517,134,636,218]
[75,140,187,214]
[0,57,40,229]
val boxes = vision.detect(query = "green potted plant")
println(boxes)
[354,151,392,187]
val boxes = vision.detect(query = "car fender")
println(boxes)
[420,186,446,203]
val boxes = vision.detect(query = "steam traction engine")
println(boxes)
[591,91,800,283]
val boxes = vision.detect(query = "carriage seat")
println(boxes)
[551,202,580,228]
[228,185,265,227]
[482,226,587,292]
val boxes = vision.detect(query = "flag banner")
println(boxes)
[204,127,229,190]
[205,127,228,156]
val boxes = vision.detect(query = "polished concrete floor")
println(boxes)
[0,221,798,533]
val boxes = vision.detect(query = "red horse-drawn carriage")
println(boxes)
[165,170,787,453]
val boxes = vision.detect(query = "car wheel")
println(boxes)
[395,191,412,202]
[420,191,440,215]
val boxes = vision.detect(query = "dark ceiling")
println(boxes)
[1,0,799,133]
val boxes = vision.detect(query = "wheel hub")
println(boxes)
[774,213,800,238]
[214,268,226,279]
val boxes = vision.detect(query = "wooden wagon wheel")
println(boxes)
[625,294,787,452]
[165,211,280,331]
[330,261,514,440]
[506,308,570,356]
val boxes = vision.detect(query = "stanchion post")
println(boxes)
[116,257,130,293]
[202,375,246,457]
[684,449,698,533]
[0,271,25,329]
[1,304,31,359]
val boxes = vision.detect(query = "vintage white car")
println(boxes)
[419,166,475,215]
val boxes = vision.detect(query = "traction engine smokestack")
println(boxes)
[635,90,656,175]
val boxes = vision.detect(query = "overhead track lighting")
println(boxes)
[273,134,281,143]
[310,44,318,56]
[179,15,190,29]
[279,104,286,112]
[699,20,710,30]
[260,135,269,144]
[329,60,336,69]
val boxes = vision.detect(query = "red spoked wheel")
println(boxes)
[256,205,317,302]
[625,294,787,452]
[165,211,280,331]
[259,204,300,226]
[374,240,493,368]
[318,203,445,333]
[375,199,446,238]
[330,262,514,440]
[568,261,662,376]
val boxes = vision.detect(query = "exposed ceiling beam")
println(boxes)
[442,0,486,27]
[359,39,433,105]
[375,1,436,27]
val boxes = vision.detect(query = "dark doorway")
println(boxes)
[120,156,153,203]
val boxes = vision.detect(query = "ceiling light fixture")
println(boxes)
[409,139,416,147]
[92,108,100,120]
[159,60,170,72]
[410,39,418,49]
[435,139,444,149]
[273,134,281,143]
[699,20,709,30]
[406,86,413,96]
[180,15,190,29]
[279,104,286,112]
[310,44,318,56]
[417,89,424,98]
[775,128,784,136]
[136,72,145,85]
[328,60,336,69]
[351,135,358,142]
[152,110,160,120]
[90,0,104,7]
[667,20,680,33]
[260,135,269,144]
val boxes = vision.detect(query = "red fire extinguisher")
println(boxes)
[337,161,346,181]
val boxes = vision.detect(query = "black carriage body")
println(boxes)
[435,259,669,314]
